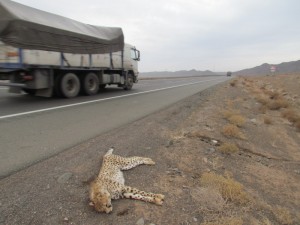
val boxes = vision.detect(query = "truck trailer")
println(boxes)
[0,0,140,98]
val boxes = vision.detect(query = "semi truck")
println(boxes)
[0,0,140,98]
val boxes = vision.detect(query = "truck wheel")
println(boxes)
[82,73,99,95]
[123,74,133,90]
[60,73,80,98]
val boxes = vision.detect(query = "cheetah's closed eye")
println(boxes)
[89,148,165,213]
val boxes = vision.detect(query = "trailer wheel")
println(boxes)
[60,73,80,98]
[82,73,99,95]
[123,73,133,90]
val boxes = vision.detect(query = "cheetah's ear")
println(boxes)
[106,147,114,155]
[89,201,95,206]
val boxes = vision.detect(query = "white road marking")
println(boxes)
[0,78,224,120]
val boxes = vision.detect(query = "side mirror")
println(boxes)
[136,50,140,61]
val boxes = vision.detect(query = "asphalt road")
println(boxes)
[0,76,228,178]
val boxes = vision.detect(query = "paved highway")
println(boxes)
[0,76,228,178]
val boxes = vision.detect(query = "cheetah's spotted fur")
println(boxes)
[89,148,165,213]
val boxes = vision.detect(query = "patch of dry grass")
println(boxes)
[272,206,293,225]
[256,95,270,106]
[230,79,238,87]
[222,124,245,139]
[222,109,246,127]
[218,142,239,154]
[296,120,300,131]
[281,109,300,123]
[200,172,250,205]
[201,217,243,225]
[260,217,272,225]
[227,114,246,127]
[264,117,272,125]
[267,98,289,110]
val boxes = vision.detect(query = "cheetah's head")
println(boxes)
[89,185,113,213]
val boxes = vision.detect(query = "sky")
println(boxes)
[12,0,300,72]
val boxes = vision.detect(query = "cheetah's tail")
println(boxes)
[105,147,114,155]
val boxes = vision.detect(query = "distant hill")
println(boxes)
[140,69,224,78]
[140,59,300,78]
[234,60,300,76]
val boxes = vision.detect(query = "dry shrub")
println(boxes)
[256,95,270,106]
[222,109,240,119]
[272,206,293,225]
[264,117,272,125]
[296,120,300,131]
[230,79,237,87]
[261,217,272,225]
[265,90,280,100]
[222,109,246,127]
[227,114,246,127]
[218,142,239,154]
[200,172,250,205]
[201,217,243,225]
[281,109,300,123]
[259,105,268,114]
[267,98,289,110]
[222,124,245,139]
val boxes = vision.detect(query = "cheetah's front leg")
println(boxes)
[122,186,165,205]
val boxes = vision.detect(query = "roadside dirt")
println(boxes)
[1,74,299,225]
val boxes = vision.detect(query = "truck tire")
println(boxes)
[82,73,99,95]
[123,73,133,90]
[60,73,80,98]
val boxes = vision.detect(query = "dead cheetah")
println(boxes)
[89,148,165,213]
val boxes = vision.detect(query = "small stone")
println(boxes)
[206,148,216,154]
[211,140,218,145]
[136,218,145,225]
[294,170,300,174]
[193,217,198,222]
[63,217,69,221]
[57,172,73,184]
[250,118,257,124]
[203,157,208,163]
[46,184,50,189]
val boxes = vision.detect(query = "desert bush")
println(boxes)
[201,217,243,225]
[218,142,239,154]
[227,114,246,127]
[272,206,293,225]
[256,95,270,106]
[222,124,244,139]
[230,79,237,87]
[281,109,300,123]
[258,105,268,114]
[267,98,289,110]
[265,90,280,100]
[200,172,250,205]
[222,109,240,119]
[264,117,272,124]
[260,217,272,225]
[296,120,300,131]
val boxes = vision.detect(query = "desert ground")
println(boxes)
[0,74,299,225]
